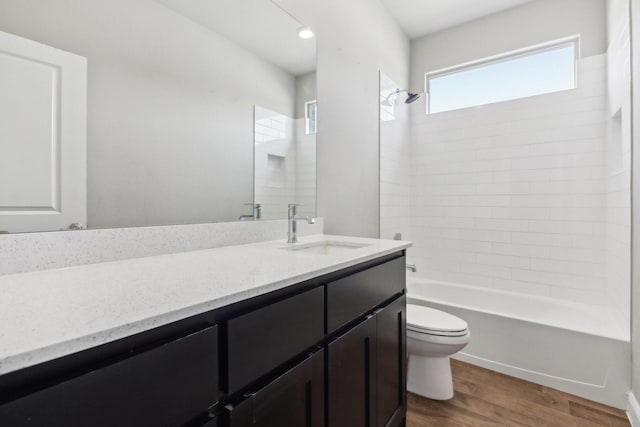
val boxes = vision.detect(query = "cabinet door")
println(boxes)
[328,316,377,427]
[228,349,324,427]
[376,295,406,427]
[0,326,219,427]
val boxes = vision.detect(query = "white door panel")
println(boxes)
[0,30,86,232]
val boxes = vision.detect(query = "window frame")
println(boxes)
[424,36,580,114]
[305,100,317,135]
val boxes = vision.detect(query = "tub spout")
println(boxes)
[407,263,417,272]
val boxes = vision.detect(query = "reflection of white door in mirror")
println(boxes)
[0,31,86,233]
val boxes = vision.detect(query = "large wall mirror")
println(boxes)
[0,0,316,233]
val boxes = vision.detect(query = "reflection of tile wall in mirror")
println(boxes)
[295,117,317,219]
[254,106,295,221]
[0,0,316,232]
[293,72,318,219]
[254,105,316,220]
[267,155,286,188]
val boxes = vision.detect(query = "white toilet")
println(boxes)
[406,303,470,400]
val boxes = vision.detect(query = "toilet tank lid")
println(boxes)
[407,304,468,332]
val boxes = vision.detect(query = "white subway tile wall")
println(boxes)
[391,55,619,305]
[606,3,632,330]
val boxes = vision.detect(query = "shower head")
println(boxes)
[405,92,420,104]
[382,88,421,106]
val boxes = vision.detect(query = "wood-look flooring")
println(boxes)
[406,359,630,427]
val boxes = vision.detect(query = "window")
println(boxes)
[305,100,317,134]
[426,38,578,114]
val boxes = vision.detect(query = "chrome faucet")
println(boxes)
[287,203,316,244]
[406,263,417,272]
[239,203,261,221]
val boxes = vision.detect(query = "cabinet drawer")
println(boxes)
[327,256,405,333]
[227,286,324,393]
[228,349,324,427]
[0,325,219,427]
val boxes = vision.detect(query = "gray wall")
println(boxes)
[410,0,607,92]
[275,0,410,238]
[0,0,296,228]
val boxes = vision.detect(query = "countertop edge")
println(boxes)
[1,238,410,375]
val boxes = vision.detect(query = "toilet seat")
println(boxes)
[407,304,468,337]
[408,325,469,337]
[407,328,470,345]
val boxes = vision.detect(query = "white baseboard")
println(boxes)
[452,351,628,409]
[628,392,640,427]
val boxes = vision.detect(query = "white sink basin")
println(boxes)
[283,240,371,255]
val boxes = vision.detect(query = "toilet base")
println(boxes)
[407,354,454,400]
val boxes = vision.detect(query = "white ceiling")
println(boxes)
[154,0,535,76]
[380,0,535,40]
[154,0,316,76]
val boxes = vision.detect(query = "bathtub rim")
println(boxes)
[407,277,630,343]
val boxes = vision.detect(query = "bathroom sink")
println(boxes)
[283,240,371,255]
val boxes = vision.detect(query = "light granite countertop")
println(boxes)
[0,234,410,376]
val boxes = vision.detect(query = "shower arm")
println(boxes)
[383,88,421,105]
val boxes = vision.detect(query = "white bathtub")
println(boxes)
[407,277,630,409]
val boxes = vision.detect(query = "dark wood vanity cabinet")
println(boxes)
[329,315,378,427]
[0,325,219,427]
[202,419,219,427]
[327,256,405,333]
[227,349,324,427]
[376,295,407,427]
[0,251,406,427]
[227,286,324,394]
[328,295,406,427]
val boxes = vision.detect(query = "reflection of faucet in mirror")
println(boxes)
[239,203,262,221]
[287,203,316,244]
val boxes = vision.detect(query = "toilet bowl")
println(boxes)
[406,304,470,400]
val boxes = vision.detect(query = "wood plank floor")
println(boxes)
[407,359,630,427]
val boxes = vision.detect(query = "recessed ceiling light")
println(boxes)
[297,26,314,39]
